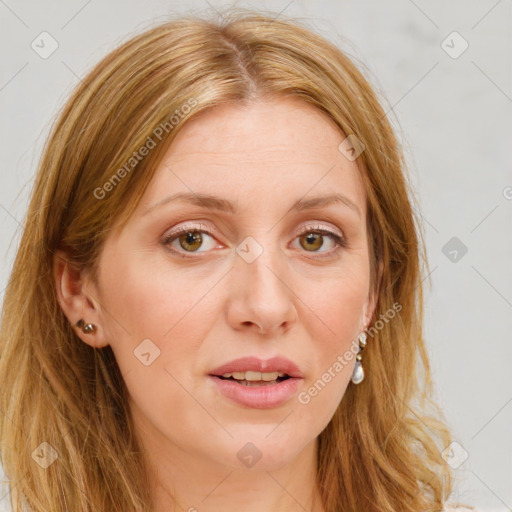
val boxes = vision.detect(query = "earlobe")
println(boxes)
[53,250,109,348]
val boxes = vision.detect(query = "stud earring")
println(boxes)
[351,331,367,385]
[76,319,96,334]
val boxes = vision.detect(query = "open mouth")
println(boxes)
[208,366,302,408]
[216,371,291,387]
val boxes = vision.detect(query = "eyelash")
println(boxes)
[160,223,347,260]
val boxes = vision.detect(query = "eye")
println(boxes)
[293,226,347,258]
[161,224,220,257]
[160,223,347,260]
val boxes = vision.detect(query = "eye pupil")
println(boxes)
[179,231,203,251]
[300,232,323,251]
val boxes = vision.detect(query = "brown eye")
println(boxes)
[293,228,347,259]
[299,232,324,251]
[161,225,219,258]
[177,231,203,252]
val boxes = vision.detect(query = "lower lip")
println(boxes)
[208,376,302,409]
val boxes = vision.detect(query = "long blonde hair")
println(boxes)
[0,9,453,511]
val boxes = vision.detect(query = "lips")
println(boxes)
[208,356,304,408]
[209,356,303,379]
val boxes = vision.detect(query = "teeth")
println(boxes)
[221,371,286,381]
[238,380,277,386]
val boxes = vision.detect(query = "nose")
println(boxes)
[226,242,298,335]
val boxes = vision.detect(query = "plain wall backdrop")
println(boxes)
[0,1,511,511]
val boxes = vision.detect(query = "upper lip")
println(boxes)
[209,356,303,378]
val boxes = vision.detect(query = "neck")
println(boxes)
[142,430,324,512]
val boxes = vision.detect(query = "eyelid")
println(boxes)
[163,221,217,239]
[296,222,344,239]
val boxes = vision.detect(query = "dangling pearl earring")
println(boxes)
[351,331,367,385]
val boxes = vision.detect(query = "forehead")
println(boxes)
[167,97,345,161]
[138,97,367,217]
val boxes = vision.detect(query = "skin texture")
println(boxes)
[54,97,378,512]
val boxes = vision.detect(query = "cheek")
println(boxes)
[294,268,368,416]
[98,260,223,444]
[302,264,369,344]
[96,252,226,409]
[99,250,219,342]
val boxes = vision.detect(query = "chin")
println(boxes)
[207,433,312,472]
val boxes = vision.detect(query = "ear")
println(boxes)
[362,259,384,329]
[53,249,109,348]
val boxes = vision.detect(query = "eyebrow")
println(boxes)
[142,192,361,218]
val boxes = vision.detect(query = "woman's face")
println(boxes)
[87,98,376,471]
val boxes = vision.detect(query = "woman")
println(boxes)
[0,10,475,512]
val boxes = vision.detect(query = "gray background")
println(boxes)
[1,1,511,511]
